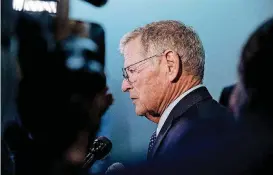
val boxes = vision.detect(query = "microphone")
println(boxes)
[105,162,125,174]
[82,0,108,7]
[82,136,112,168]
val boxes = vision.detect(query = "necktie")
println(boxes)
[147,131,157,159]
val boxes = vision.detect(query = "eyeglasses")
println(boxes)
[122,53,162,83]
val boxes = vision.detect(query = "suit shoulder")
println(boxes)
[190,98,235,123]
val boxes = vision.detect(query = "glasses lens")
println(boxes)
[122,68,130,82]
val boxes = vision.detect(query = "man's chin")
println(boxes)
[135,107,146,116]
[135,111,145,116]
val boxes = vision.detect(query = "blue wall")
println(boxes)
[70,0,273,165]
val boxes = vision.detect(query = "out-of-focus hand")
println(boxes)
[94,87,113,117]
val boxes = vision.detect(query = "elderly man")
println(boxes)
[120,20,235,160]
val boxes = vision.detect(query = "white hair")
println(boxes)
[119,20,205,80]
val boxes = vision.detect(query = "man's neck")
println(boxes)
[157,76,201,118]
[145,113,160,123]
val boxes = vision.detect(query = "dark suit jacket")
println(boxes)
[107,89,272,175]
[113,111,273,175]
[219,84,235,107]
[147,86,235,160]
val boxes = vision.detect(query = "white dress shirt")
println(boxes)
[156,84,204,136]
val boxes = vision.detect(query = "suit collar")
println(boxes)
[168,86,212,121]
[156,84,204,136]
[149,86,212,159]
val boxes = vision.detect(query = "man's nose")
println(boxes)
[121,79,132,92]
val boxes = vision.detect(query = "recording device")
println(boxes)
[105,162,125,174]
[61,22,105,75]
[12,0,107,13]
[82,136,112,168]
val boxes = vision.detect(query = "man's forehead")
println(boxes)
[123,37,144,67]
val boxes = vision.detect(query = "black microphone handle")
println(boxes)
[82,154,95,168]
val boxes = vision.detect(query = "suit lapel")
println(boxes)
[149,114,172,160]
[150,87,212,159]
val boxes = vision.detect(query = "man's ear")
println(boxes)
[164,50,181,82]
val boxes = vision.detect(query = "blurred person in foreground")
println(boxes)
[1,0,22,174]
[2,0,113,174]
[234,17,273,174]
[110,17,273,175]
[13,11,113,175]
[120,20,235,161]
